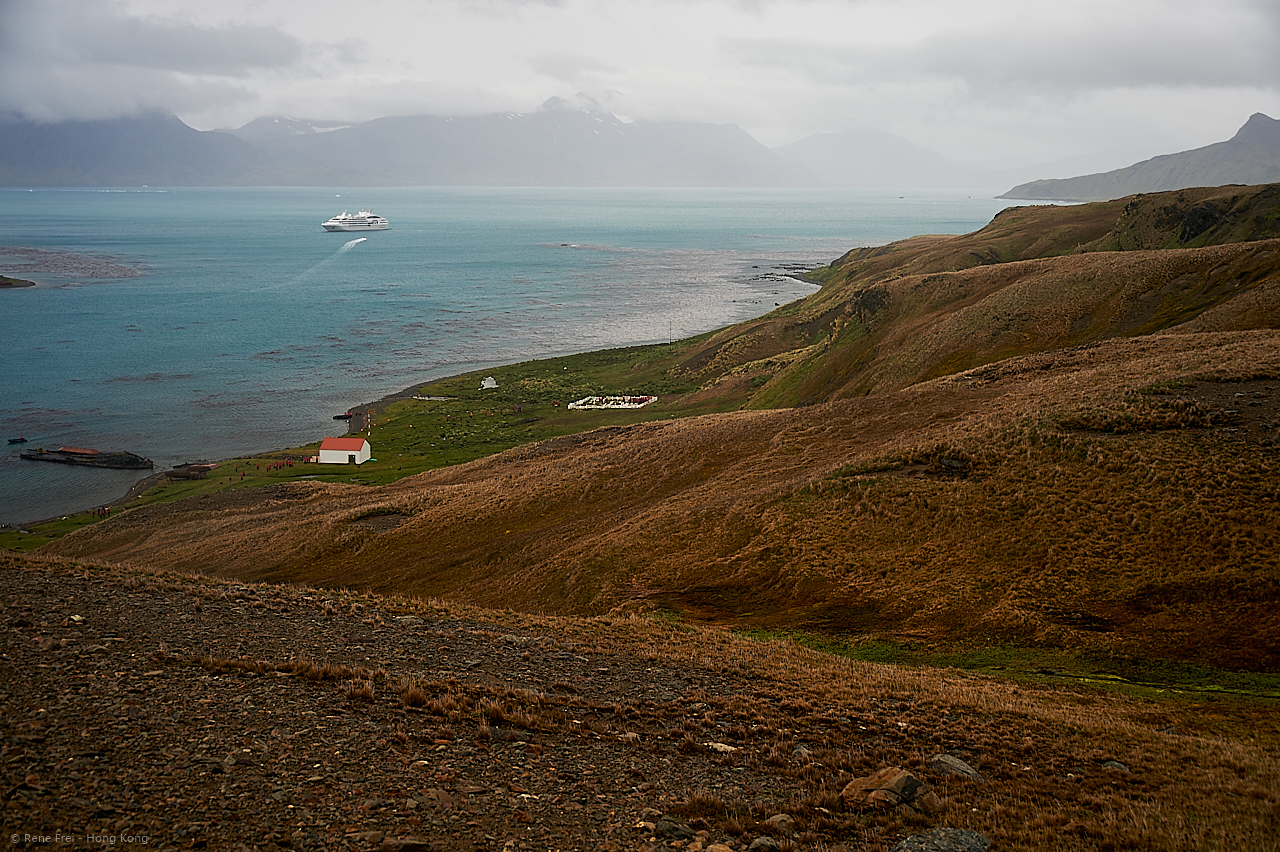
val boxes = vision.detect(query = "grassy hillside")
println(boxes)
[670,185,1280,408]
[29,184,1280,678]
[45,331,1280,670]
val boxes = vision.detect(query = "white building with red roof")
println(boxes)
[317,437,371,465]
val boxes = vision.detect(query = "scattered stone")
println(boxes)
[346,831,384,844]
[928,753,983,781]
[655,817,696,841]
[1101,759,1131,773]
[392,615,424,627]
[501,634,534,646]
[747,837,781,852]
[704,742,737,753]
[380,839,434,852]
[0,557,1206,852]
[422,788,456,809]
[764,813,795,832]
[889,827,991,852]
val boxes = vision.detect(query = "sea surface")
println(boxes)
[1,186,1014,525]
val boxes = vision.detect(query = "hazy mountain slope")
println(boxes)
[771,129,981,187]
[0,106,815,187]
[47,185,1280,669]
[230,106,816,186]
[0,111,260,186]
[1001,113,1280,201]
[221,116,354,143]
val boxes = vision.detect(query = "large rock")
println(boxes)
[654,817,695,841]
[842,767,940,813]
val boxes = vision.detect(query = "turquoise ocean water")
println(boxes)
[0,186,1014,525]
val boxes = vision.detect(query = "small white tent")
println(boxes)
[318,437,371,464]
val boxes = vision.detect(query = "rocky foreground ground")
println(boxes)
[2,556,1275,851]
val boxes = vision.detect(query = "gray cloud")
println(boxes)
[0,1,340,121]
[530,51,619,84]
[911,11,1280,94]
[725,4,1280,97]
[2,0,1278,171]
[70,10,304,74]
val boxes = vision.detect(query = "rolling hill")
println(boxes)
[42,185,1280,671]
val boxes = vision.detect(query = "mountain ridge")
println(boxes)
[0,105,814,187]
[1001,113,1280,201]
[4,108,1276,191]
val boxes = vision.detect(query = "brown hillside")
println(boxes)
[39,185,1280,674]
[672,185,1280,408]
[48,330,1280,669]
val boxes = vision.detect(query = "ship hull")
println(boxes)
[20,449,153,470]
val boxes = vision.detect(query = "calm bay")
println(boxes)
[0,186,1013,525]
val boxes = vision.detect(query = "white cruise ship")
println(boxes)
[321,210,390,232]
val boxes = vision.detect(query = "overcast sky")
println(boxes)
[2,0,1278,172]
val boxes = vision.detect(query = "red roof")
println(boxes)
[319,437,369,451]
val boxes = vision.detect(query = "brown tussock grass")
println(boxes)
[45,330,1279,670]
[34,193,1280,652]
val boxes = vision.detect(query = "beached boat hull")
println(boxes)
[20,448,153,470]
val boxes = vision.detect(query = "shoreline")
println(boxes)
[14,370,474,528]
[13,328,727,529]
[14,276,821,529]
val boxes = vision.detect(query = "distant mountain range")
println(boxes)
[1,103,1276,193]
[1000,113,1280,201]
[222,97,817,187]
[0,99,812,188]
[0,111,261,187]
